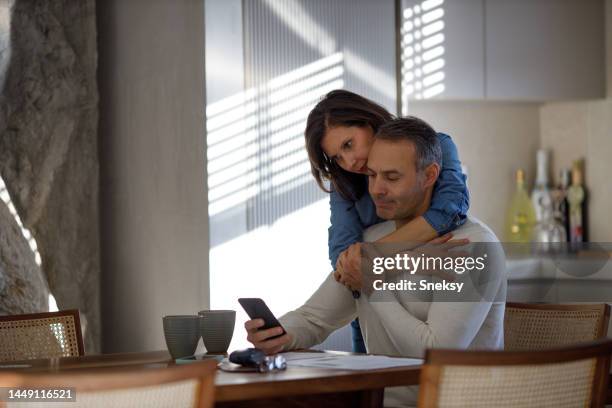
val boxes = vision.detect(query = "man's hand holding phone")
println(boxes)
[244,319,292,355]
[239,298,293,355]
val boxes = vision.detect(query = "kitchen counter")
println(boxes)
[506,252,612,304]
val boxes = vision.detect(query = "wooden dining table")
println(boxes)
[0,350,422,407]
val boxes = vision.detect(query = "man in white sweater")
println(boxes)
[244,117,506,407]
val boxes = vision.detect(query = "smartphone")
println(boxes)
[238,298,286,339]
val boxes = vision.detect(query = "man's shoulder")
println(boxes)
[453,216,500,243]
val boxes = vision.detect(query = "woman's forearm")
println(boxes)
[376,215,438,244]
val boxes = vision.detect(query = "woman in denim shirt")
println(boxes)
[305,90,469,353]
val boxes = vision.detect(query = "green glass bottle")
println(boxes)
[505,169,537,242]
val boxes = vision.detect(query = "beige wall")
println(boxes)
[409,101,541,237]
[607,0,612,97]
[97,0,209,352]
[411,97,612,242]
[539,2,612,242]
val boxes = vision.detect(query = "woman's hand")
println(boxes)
[244,319,293,355]
[334,243,363,291]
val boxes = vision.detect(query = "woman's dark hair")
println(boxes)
[305,90,393,201]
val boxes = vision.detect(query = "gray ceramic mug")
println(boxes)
[198,310,236,353]
[162,315,200,359]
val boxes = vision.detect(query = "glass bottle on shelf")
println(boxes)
[567,161,586,244]
[505,169,536,243]
[532,200,567,253]
[551,169,571,242]
[531,149,553,223]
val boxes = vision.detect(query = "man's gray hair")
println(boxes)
[375,116,442,171]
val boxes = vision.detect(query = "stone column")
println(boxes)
[0,199,48,314]
[0,0,100,351]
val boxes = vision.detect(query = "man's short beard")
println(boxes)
[392,179,428,222]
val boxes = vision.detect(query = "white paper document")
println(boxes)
[281,352,422,370]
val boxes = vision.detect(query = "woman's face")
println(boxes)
[321,125,374,174]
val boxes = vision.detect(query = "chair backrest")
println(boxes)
[0,359,217,408]
[504,303,610,351]
[0,310,84,362]
[418,339,612,408]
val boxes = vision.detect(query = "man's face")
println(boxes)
[366,139,429,221]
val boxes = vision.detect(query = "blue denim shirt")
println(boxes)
[328,132,469,268]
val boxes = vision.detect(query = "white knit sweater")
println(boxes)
[279,217,507,407]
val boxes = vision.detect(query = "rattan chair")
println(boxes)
[0,359,217,408]
[0,310,84,362]
[504,303,610,351]
[418,339,612,408]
